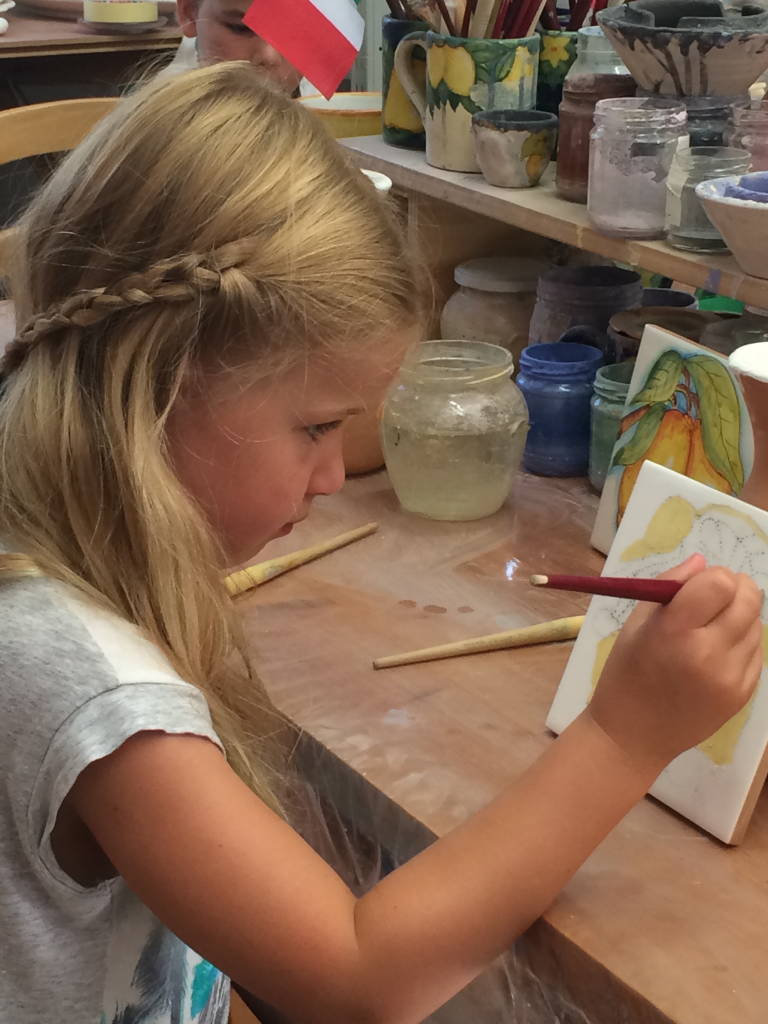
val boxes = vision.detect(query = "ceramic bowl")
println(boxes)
[298,92,383,140]
[696,173,768,278]
[598,0,768,97]
[471,109,558,189]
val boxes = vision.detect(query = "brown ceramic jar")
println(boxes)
[555,26,635,204]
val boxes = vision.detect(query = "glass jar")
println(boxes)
[556,26,635,204]
[666,146,751,252]
[440,257,549,364]
[517,342,604,476]
[588,97,688,239]
[726,100,768,171]
[380,340,529,521]
[589,360,635,492]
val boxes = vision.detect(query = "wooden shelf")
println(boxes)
[0,13,181,58]
[344,135,768,308]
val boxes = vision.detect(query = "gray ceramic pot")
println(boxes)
[472,109,558,189]
[597,0,768,97]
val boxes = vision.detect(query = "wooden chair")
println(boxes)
[0,97,119,277]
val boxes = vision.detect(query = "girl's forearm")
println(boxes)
[350,712,661,1024]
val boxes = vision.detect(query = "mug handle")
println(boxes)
[394,31,428,121]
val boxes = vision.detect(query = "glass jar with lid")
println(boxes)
[726,100,768,170]
[556,26,635,204]
[588,97,688,239]
[440,257,548,364]
[666,146,751,252]
[380,340,529,521]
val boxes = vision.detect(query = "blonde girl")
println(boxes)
[0,63,762,1024]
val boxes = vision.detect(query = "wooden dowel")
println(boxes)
[461,0,478,36]
[226,522,378,597]
[521,0,550,36]
[434,0,457,34]
[469,0,500,37]
[373,614,585,669]
[490,0,511,37]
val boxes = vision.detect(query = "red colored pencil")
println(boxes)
[530,574,683,605]
[490,0,511,38]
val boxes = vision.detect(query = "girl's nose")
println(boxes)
[309,444,346,498]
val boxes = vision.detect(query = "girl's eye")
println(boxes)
[305,421,342,443]
[225,21,252,34]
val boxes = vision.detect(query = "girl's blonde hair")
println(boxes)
[0,63,422,812]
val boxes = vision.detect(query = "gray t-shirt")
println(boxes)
[0,573,230,1024]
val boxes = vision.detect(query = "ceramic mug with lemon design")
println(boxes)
[382,16,427,149]
[395,31,540,172]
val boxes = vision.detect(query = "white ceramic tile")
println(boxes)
[549,461,768,844]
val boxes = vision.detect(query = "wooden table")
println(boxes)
[241,473,768,1024]
[0,12,180,103]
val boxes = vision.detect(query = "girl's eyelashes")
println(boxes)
[304,421,343,443]
[224,20,253,34]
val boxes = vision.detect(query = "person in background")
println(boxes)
[169,0,316,95]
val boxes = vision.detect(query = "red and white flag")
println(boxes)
[244,0,365,100]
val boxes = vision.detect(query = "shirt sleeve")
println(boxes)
[27,681,223,895]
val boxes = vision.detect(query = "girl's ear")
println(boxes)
[176,0,200,38]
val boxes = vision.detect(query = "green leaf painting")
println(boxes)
[613,402,667,467]
[631,351,684,406]
[687,355,745,492]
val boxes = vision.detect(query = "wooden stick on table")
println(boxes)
[373,614,585,669]
[226,522,379,597]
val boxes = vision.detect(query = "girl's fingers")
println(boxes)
[661,567,739,632]
[706,575,764,646]
[624,554,708,632]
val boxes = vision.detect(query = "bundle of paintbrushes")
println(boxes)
[386,0,608,37]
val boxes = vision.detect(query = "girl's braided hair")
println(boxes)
[0,63,424,810]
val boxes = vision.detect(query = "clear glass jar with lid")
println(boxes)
[555,26,635,204]
[440,257,548,364]
[380,340,529,521]
[666,146,751,252]
[588,97,688,239]
[726,100,768,170]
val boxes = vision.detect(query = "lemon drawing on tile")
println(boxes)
[586,497,768,768]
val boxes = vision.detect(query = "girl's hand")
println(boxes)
[589,554,765,775]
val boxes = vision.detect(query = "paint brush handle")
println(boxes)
[226,522,378,596]
[530,573,683,604]
[373,615,584,669]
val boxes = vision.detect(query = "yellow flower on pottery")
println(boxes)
[542,34,572,66]
[502,46,536,87]
[443,45,476,96]
[428,43,446,89]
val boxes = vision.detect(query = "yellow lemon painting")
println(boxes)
[549,461,768,845]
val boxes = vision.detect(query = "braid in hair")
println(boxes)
[2,241,249,375]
